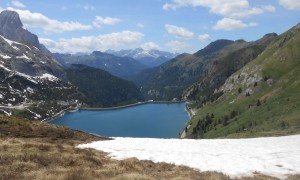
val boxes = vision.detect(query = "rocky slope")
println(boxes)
[0,11,81,119]
[183,33,277,105]
[184,23,300,139]
[0,31,83,120]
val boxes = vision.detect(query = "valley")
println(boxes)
[0,9,299,139]
[0,1,299,179]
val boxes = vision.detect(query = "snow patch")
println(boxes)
[12,46,20,51]
[16,54,32,61]
[0,64,11,72]
[26,109,41,118]
[79,135,300,179]
[0,35,32,50]
[14,72,38,84]
[39,73,58,82]
[0,54,11,59]
[0,109,12,116]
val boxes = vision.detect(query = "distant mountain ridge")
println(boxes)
[129,37,265,100]
[107,48,178,67]
[53,51,147,77]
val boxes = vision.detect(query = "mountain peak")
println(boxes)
[194,39,234,57]
[263,33,278,38]
[0,10,41,48]
[0,10,23,30]
[92,51,107,57]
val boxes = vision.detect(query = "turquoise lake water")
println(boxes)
[51,102,189,138]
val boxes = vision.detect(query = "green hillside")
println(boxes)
[130,40,253,100]
[67,64,144,108]
[184,33,277,104]
[184,24,300,139]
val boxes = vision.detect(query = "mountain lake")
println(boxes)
[51,102,189,138]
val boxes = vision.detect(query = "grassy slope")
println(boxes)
[185,24,300,139]
[0,116,228,180]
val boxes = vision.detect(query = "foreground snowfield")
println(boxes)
[78,135,300,179]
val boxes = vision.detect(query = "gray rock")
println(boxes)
[0,10,41,48]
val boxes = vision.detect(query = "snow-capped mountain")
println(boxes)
[106,48,178,67]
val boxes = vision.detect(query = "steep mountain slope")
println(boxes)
[67,64,144,107]
[130,39,254,100]
[183,33,277,105]
[107,48,178,67]
[184,24,300,139]
[0,11,85,119]
[53,51,147,77]
[0,35,84,119]
[0,10,41,49]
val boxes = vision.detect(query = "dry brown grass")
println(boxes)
[0,116,297,180]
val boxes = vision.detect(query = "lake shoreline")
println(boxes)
[43,100,187,123]
[50,102,190,138]
[81,100,186,111]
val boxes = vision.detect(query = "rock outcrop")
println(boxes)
[0,10,41,49]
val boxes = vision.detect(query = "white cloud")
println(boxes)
[93,16,121,28]
[163,3,178,11]
[141,42,160,50]
[40,31,144,53]
[163,0,273,18]
[137,23,144,28]
[7,7,92,33]
[279,0,300,10]
[11,0,25,8]
[262,5,276,12]
[165,40,190,52]
[198,34,211,41]
[83,5,95,11]
[213,18,257,31]
[165,24,194,39]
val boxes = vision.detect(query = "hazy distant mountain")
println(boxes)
[106,48,178,67]
[53,51,147,77]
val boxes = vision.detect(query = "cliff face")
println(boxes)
[0,10,41,48]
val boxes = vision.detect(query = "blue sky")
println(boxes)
[0,0,299,54]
